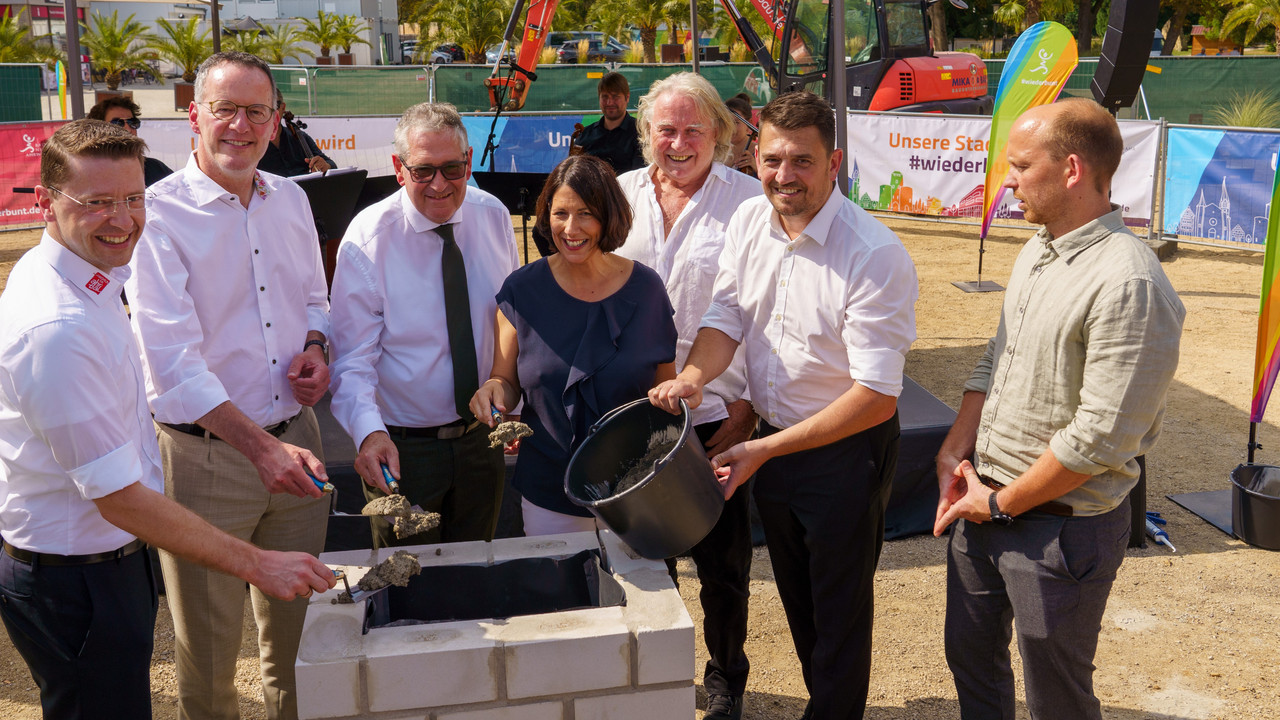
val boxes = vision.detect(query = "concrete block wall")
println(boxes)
[297,530,695,720]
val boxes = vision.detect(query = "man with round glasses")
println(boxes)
[87,96,173,186]
[329,102,518,548]
[125,52,332,720]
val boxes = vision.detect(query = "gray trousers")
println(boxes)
[944,498,1131,720]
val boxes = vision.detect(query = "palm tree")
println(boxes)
[149,17,211,83]
[80,11,159,89]
[299,10,342,60]
[589,0,664,62]
[222,30,265,57]
[1223,0,1280,54]
[260,25,307,65]
[0,9,37,63]
[419,0,512,63]
[333,14,372,55]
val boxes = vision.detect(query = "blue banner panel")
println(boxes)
[1165,127,1280,245]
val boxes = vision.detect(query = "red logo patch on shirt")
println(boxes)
[85,273,110,295]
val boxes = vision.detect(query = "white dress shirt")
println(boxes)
[616,163,760,427]
[126,156,331,427]
[329,186,520,447]
[0,236,163,554]
[701,191,918,430]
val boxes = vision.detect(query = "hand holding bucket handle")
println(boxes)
[648,377,702,416]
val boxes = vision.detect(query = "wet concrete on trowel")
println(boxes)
[488,421,533,449]
[334,550,422,604]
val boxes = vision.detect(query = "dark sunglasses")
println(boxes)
[398,159,467,183]
[109,117,142,130]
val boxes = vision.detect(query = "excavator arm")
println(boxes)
[485,0,561,111]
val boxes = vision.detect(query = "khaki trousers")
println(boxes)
[156,407,329,720]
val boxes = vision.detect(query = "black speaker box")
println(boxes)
[1091,0,1159,113]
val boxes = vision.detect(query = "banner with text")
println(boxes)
[1163,127,1280,246]
[846,113,1159,225]
[0,121,64,227]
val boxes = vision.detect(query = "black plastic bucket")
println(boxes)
[1229,464,1280,551]
[564,398,723,559]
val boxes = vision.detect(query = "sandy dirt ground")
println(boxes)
[2,216,1278,720]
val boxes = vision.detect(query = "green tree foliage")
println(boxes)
[420,0,513,63]
[334,14,372,54]
[150,17,211,83]
[1223,0,1280,53]
[222,30,265,57]
[80,11,158,89]
[260,25,307,65]
[0,9,36,63]
[299,10,342,58]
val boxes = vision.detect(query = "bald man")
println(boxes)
[932,98,1185,720]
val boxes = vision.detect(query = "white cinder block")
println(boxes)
[635,622,695,686]
[365,625,499,711]
[501,609,631,699]
[489,531,599,564]
[437,700,564,720]
[295,658,360,719]
[574,685,695,720]
[296,604,365,663]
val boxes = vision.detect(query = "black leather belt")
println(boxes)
[386,420,477,441]
[978,475,1074,517]
[3,538,147,566]
[163,413,299,442]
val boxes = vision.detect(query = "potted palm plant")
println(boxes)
[299,10,341,65]
[333,14,371,65]
[149,17,210,110]
[79,10,159,102]
[260,24,306,65]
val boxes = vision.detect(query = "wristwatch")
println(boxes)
[304,339,329,364]
[988,491,1013,526]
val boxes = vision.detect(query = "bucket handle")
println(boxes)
[586,397,688,437]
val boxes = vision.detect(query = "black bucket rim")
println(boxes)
[564,397,692,509]
[1229,463,1280,500]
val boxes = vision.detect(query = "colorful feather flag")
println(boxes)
[56,61,66,120]
[1250,164,1280,422]
[980,22,1078,238]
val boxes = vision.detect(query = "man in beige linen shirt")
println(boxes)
[933,98,1185,720]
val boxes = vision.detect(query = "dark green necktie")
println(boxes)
[438,223,477,422]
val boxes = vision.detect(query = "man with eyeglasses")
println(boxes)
[329,102,518,548]
[0,119,335,720]
[125,52,333,720]
[87,96,173,186]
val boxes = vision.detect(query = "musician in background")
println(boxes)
[258,87,335,177]
[569,72,644,175]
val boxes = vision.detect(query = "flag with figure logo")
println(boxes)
[1250,166,1280,422]
[980,22,1078,238]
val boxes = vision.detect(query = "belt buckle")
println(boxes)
[437,423,467,440]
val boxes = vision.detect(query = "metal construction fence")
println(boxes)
[1,55,1274,123]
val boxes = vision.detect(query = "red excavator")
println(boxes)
[484,0,992,115]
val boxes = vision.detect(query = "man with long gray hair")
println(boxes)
[329,102,518,548]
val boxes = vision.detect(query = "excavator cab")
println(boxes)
[776,0,991,114]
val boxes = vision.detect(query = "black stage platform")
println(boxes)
[316,376,955,552]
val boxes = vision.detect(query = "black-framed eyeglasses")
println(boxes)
[204,100,275,125]
[49,187,145,215]
[109,117,142,130]
[398,158,468,183]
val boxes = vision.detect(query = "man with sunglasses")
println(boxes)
[125,52,332,720]
[0,119,335,720]
[87,96,173,186]
[329,102,518,548]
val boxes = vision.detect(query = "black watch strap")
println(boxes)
[304,339,328,364]
[989,490,1013,526]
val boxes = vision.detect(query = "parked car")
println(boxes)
[430,43,466,64]
[400,40,418,64]
[545,31,603,49]
[556,39,627,64]
[484,43,517,65]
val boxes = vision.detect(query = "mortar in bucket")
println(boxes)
[1229,464,1280,550]
[565,398,724,559]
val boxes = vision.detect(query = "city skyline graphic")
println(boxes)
[1176,177,1272,245]
[848,156,1014,221]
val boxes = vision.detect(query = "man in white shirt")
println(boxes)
[614,72,760,720]
[0,120,334,720]
[650,91,918,720]
[126,52,333,720]
[329,102,518,548]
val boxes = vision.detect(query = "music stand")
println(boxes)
[472,171,551,263]
[354,174,403,215]
[295,168,368,287]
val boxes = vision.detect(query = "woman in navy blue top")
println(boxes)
[470,155,677,535]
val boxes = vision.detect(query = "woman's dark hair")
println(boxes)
[535,155,632,254]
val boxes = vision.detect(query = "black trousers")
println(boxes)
[683,418,755,697]
[365,423,506,548]
[0,545,158,719]
[753,414,899,720]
